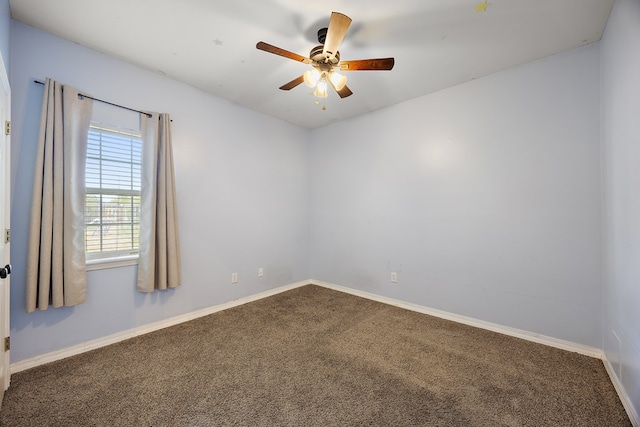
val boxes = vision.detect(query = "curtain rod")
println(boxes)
[34,80,153,118]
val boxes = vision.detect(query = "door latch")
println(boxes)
[0,264,11,279]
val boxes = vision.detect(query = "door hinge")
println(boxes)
[4,120,9,136]
[4,229,9,243]
[4,337,9,352]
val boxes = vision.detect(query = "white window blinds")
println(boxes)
[84,124,142,260]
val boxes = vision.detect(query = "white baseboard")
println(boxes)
[13,279,603,372]
[603,353,640,427]
[10,280,310,374]
[311,280,603,359]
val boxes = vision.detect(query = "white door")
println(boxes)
[0,51,11,405]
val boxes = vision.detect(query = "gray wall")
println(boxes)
[0,0,8,70]
[9,21,311,362]
[309,44,603,348]
[601,0,640,419]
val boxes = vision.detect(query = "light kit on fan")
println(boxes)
[303,69,320,87]
[314,77,329,98]
[329,71,347,91]
[304,69,347,98]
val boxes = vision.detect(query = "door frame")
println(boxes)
[0,49,11,395]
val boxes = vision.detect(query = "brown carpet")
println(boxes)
[0,285,631,426]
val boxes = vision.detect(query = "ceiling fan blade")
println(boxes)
[333,83,353,99]
[322,12,352,60]
[256,41,312,64]
[336,85,353,98]
[279,75,305,91]
[339,58,395,71]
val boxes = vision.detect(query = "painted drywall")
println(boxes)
[0,0,8,70]
[601,0,640,419]
[9,21,310,362]
[309,44,603,348]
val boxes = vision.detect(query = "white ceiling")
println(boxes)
[10,0,614,129]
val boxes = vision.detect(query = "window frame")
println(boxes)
[84,123,142,269]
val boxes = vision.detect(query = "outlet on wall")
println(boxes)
[390,272,398,283]
[231,272,238,284]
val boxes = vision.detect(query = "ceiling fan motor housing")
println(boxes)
[317,27,327,44]
[309,45,340,67]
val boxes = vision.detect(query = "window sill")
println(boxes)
[86,255,139,271]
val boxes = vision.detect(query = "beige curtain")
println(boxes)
[26,78,93,312]
[137,112,181,292]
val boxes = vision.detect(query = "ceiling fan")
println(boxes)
[256,12,394,99]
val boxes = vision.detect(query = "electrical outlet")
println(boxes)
[390,272,397,283]
[231,273,238,284]
[258,268,264,278]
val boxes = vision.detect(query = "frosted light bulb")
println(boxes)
[329,71,347,91]
[303,69,320,88]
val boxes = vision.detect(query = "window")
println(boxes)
[84,124,141,262]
